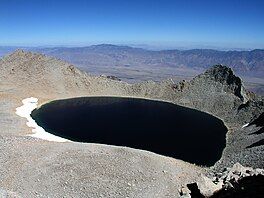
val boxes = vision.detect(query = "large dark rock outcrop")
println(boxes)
[202,65,248,101]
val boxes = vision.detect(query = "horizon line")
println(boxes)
[0,43,263,52]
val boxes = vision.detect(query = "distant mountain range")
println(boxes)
[1,44,263,78]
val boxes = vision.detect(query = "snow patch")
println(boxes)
[15,97,70,142]
[242,123,249,128]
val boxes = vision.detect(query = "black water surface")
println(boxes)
[31,97,227,166]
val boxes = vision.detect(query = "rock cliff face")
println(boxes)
[199,65,249,101]
[0,50,263,197]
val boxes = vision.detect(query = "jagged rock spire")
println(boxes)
[199,65,250,102]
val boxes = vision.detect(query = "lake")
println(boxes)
[31,97,227,166]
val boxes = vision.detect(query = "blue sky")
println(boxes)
[0,0,263,49]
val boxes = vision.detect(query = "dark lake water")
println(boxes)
[31,97,227,166]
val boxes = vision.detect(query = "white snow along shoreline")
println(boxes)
[15,97,70,142]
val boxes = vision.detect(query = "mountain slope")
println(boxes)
[32,45,264,77]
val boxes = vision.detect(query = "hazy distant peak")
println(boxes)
[89,44,142,51]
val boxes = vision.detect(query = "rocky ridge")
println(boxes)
[180,163,264,197]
